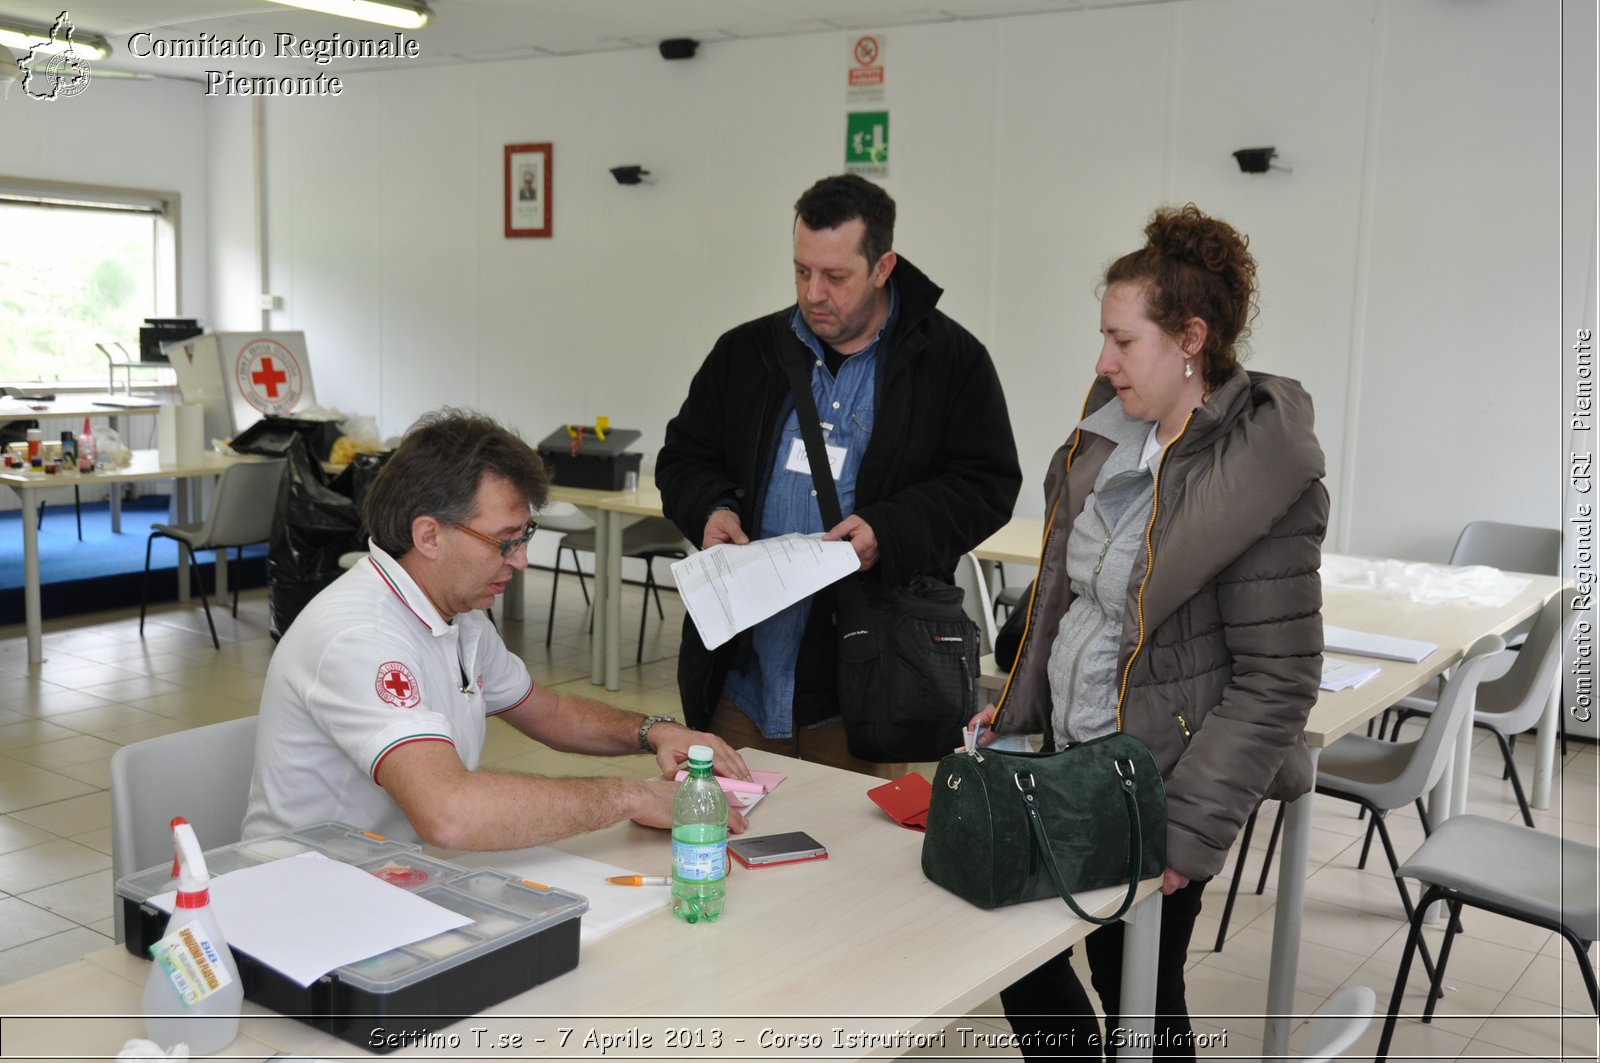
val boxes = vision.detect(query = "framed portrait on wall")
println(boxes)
[505,142,552,238]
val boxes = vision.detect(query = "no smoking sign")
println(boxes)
[849,34,884,87]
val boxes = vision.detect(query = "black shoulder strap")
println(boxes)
[769,313,845,529]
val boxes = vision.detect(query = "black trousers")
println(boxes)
[998,878,1209,1062]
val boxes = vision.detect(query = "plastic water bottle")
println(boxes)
[671,744,727,923]
[141,817,242,1055]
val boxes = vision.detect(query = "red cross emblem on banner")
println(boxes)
[375,661,422,708]
[251,357,289,398]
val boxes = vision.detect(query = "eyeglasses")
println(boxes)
[452,520,539,558]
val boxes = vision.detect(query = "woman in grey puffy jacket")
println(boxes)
[973,204,1328,1060]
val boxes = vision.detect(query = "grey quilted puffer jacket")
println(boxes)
[994,368,1328,880]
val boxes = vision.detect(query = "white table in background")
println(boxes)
[0,393,166,532]
[0,749,1163,1060]
[1,449,261,665]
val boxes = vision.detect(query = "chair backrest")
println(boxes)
[622,515,693,556]
[1451,521,1560,575]
[953,552,999,655]
[1390,634,1506,802]
[1475,588,1581,732]
[534,500,596,534]
[1298,984,1376,1063]
[108,716,258,941]
[196,458,287,549]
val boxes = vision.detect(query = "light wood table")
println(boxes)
[973,516,1045,568]
[0,749,1163,1060]
[1261,569,1563,1056]
[1,449,261,665]
[532,476,666,691]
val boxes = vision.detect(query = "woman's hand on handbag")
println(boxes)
[1161,867,1190,895]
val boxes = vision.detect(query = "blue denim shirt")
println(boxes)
[722,284,899,738]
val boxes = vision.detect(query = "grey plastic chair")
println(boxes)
[139,458,288,648]
[539,501,597,648]
[1375,815,1598,1061]
[108,716,258,942]
[1386,589,1578,826]
[1212,635,1507,967]
[954,552,999,655]
[550,515,691,662]
[1299,984,1376,1063]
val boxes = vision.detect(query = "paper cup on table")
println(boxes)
[175,404,205,465]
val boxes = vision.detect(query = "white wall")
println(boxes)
[29,0,1578,565]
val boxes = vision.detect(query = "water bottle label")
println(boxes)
[148,919,234,1007]
[672,839,727,882]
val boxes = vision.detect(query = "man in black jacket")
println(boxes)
[656,174,1021,775]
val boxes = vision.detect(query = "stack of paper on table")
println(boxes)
[1323,624,1437,663]
[670,768,786,811]
[1320,657,1382,691]
[460,848,668,942]
[148,851,471,986]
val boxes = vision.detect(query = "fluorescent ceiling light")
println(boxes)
[0,16,111,61]
[263,0,433,30]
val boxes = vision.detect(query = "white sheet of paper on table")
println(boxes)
[1319,657,1383,691]
[147,851,471,987]
[1322,624,1438,663]
[671,532,860,649]
[458,847,669,942]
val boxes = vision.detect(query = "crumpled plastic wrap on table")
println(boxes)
[1320,554,1530,607]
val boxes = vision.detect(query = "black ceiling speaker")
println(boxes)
[1232,147,1278,174]
[610,166,650,185]
[659,38,698,60]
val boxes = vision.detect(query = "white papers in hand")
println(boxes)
[147,851,471,987]
[1323,624,1437,663]
[671,532,860,649]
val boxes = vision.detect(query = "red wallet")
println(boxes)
[867,772,932,831]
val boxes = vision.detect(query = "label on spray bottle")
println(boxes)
[148,919,235,1007]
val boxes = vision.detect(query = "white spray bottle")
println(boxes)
[140,817,243,1056]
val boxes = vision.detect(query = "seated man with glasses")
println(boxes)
[244,408,749,849]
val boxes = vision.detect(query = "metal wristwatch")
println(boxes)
[637,714,676,752]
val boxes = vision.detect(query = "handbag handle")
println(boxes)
[1016,759,1146,926]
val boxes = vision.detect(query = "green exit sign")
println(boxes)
[845,111,889,177]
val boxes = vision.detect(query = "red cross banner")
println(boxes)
[234,338,307,416]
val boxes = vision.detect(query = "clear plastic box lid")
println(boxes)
[115,821,588,993]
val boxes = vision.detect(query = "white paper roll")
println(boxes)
[175,404,205,465]
[157,404,179,465]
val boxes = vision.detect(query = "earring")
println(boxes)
[1184,359,1194,380]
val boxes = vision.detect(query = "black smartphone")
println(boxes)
[727,831,828,868]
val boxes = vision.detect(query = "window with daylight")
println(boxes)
[0,179,180,385]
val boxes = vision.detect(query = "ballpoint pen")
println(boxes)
[606,874,670,886]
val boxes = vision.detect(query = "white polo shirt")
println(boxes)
[242,543,535,843]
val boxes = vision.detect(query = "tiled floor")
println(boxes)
[0,573,1594,1061]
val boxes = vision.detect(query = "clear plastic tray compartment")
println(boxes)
[290,822,416,862]
[416,885,533,940]
[451,870,589,920]
[357,852,462,891]
[114,845,265,901]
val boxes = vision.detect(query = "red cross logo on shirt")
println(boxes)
[251,357,288,398]
[375,661,422,708]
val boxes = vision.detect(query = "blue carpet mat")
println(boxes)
[0,496,268,624]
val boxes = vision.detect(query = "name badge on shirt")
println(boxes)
[786,437,846,480]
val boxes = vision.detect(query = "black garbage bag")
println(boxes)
[267,438,390,638]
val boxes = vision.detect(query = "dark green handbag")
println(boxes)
[920,732,1167,923]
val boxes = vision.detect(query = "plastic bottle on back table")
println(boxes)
[141,817,242,1055]
[671,744,728,923]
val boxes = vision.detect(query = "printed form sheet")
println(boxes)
[671,532,860,649]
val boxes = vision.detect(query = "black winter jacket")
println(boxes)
[657,257,1022,730]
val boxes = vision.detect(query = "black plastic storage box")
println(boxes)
[231,416,345,460]
[116,822,587,1053]
[535,425,642,490]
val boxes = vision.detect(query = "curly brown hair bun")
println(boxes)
[1104,203,1257,389]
